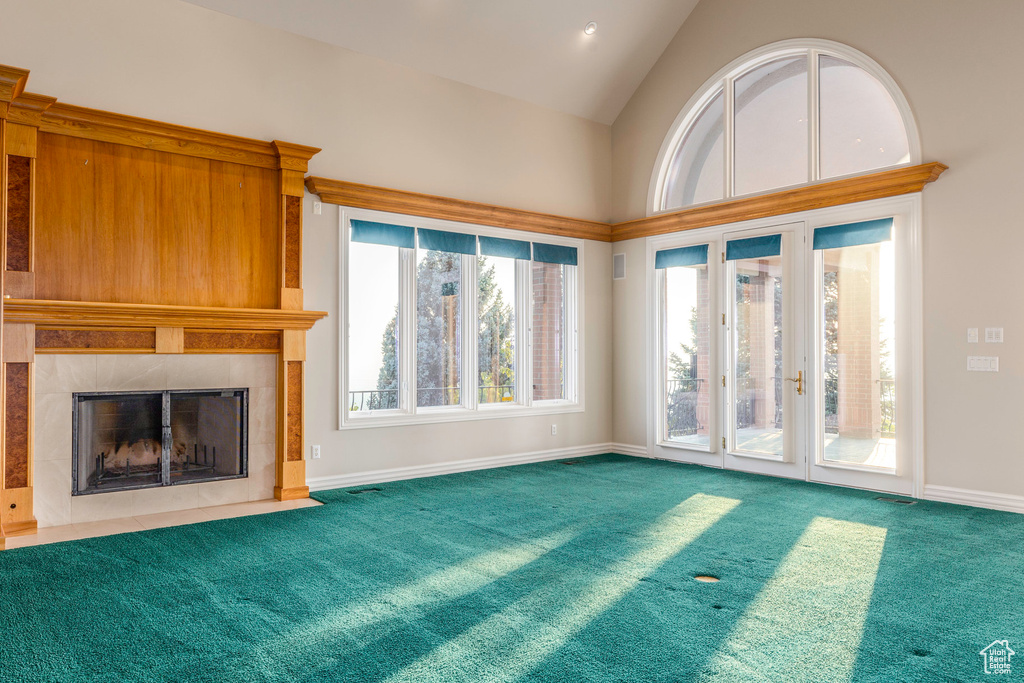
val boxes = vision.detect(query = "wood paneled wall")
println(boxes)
[34,134,282,308]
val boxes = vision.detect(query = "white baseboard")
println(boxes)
[607,442,648,458]
[307,443,638,491]
[923,485,1024,514]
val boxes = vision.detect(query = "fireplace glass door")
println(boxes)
[73,389,248,495]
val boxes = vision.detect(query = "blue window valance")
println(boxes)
[655,244,709,269]
[532,242,578,266]
[350,220,416,249]
[726,234,782,261]
[813,218,893,250]
[479,235,532,260]
[418,228,478,255]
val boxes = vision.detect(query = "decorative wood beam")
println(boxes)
[610,162,948,241]
[3,299,327,331]
[305,176,613,242]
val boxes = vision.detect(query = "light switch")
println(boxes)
[968,356,999,372]
[968,328,979,343]
[985,327,1004,343]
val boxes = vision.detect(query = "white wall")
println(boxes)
[0,0,615,482]
[610,0,1024,497]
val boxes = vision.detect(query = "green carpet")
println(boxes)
[2,454,1023,682]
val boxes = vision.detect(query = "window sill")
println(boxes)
[340,401,584,430]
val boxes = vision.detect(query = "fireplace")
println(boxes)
[72,389,248,495]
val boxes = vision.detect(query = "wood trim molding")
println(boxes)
[0,65,29,103]
[306,163,947,244]
[305,176,612,242]
[272,141,321,173]
[3,299,327,331]
[8,93,57,127]
[32,102,320,171]
[611,162,948,241]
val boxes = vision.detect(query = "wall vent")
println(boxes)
[613,253,626,280]
[876,496,916,505]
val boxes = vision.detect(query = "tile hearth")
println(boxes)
[3,498,321,550]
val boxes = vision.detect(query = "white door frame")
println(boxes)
[721,222,807,480]
[646,193,923,497]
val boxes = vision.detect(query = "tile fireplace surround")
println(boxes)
[33,354,277,527]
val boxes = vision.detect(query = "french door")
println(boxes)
[651,199,919,495]
[721,223,806,479]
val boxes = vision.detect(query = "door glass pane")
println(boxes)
[734,56,808,196]
[819,55,910,179]
[662,90,725,209]
[733,254,784,456]
[348,241,400,412]
[532,261,565,401]
[417,249,462,407]
[822,240,896,467]
[479,255,516,404]
[664,263,711,447]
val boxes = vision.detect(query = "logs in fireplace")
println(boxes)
[72,389,248,495]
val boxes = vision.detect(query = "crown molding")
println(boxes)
[305,176,612,242]
[612,162,948,241]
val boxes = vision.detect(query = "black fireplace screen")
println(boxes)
[72,389,248,495]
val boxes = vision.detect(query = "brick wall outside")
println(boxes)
[532,261,564,400]
[827,246,882,439]
[740,260,779,430]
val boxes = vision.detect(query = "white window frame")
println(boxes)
[647,38,922,215]
[339,207,583,429]
[645,194,924,496]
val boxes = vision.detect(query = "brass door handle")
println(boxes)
[785,370,803,395]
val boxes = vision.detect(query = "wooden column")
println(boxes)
[272,142,319,501]
[0,66,32,544]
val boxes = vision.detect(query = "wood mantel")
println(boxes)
[3,299,327,331]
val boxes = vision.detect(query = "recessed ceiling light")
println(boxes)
[584,21,597,35]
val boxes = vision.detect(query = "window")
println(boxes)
[657,245,712,448]
[342,212,581,427]
[478,251,517,405]
[729,236,785,456]
[652,40,917,212]
[814,218,897,469]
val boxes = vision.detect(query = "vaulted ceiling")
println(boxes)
[181,0,700,125]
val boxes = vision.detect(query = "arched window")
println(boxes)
[651,40,919,213]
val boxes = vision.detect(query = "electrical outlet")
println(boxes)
[551,424,557,436]
[311,444,321,459]
[313,200,322,215]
